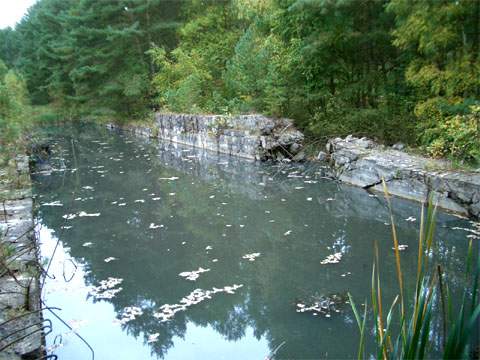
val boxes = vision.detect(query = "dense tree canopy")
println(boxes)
[1,0,182,116]
[0,0,479,162]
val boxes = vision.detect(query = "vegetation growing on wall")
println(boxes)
[0,0,478,163]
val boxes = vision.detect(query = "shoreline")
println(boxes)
[107,114,480,219]
[0,155,45,359]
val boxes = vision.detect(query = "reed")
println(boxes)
[348,180,480,359]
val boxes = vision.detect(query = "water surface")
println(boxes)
[33,125,477,359]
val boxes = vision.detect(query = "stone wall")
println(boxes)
[325,136,480,219]
[107,115,479,219]
[0,156,44,359]
[108,113,305,161]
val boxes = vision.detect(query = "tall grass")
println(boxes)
[349,181,480,359]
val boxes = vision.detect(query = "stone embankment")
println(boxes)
[0,155,44,359]
[323,136,480,219]
[108,113,305,161]
[107,114,479,219]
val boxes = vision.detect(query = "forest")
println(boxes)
[0,0,479,163]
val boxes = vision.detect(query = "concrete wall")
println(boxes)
[0,155,44,359]
[326,136,480,219]
[108,113,305,161]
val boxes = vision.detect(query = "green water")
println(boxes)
[33,125,477,359]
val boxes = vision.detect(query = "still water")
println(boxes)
[32,125,476,359]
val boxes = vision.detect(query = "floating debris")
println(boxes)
[117,306,143,324]
[134,199,145,203]
[179,267,210,281]
[296,293,346,317]
[89,277,123,300]
[62,213,77,220]
[393,244,408,251]
[306,197,313,201]
[82,242,93,247]
[242,253,261,262]
[147,333,160,343]
[320,252,342,265]
[159,177,179,181]
[82,186,94,190]
[42,201,63,207]
[452,225,480,240]
[284,230,292,236]
[153,284,243,322]
[405,216,416,222]
[149,223,163,229]
[104,257,117,263]
[78,211,101,217]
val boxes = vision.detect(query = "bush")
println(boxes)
[416,99,480,163]
[0,62,29,149]
[308,95,415,144]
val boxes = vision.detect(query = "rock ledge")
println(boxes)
[326,136,480,218]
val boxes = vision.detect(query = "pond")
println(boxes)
[32,124,477,359]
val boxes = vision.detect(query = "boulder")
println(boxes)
[392,142,406,151]
[317,151,328,162]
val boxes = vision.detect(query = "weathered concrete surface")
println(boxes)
[326,136,480,219]
[0,156,44,359]
[108,113,305,161]
[107,115,479,219]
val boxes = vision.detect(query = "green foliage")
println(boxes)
[388,0,480,162]
[8,0,183,119]
[150,1,243,113]
[224,22,289,116]
[0,28,20,68]
[1,0,478,162]
[0,61,29,146]
[308,94,415,143]
[417,102,480,163]
[150,46,213,113]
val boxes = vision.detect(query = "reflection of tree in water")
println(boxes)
[33,125,477,359]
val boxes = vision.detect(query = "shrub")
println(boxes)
[0,62,29,156]
[308,95,415,144]
[417,99,480,163]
